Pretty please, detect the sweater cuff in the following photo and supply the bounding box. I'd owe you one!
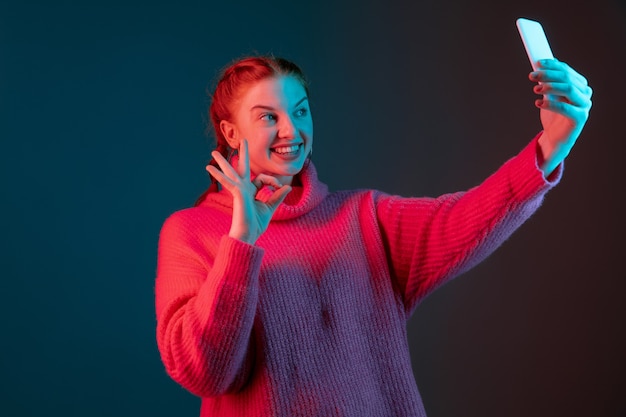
[195,236,265,315]
[214,235,265,273]
[506,132,563,202]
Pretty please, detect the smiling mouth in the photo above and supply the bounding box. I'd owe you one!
[271,144,302,155]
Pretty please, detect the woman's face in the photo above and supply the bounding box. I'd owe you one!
[222,75,313,185]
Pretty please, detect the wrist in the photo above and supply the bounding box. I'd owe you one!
[229,228,257,245]
[537,131,557,175]
[537,132,554,164]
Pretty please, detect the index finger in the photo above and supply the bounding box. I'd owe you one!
[237,138,251,180]
[537,59,589,87]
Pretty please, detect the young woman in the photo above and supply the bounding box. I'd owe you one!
[155,56,592,416]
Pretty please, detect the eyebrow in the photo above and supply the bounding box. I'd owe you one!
[250,96,308,112]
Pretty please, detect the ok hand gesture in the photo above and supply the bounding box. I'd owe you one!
[206,139,292,245]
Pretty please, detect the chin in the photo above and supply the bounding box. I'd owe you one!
[273,159,306,174]
[279,166,304,178]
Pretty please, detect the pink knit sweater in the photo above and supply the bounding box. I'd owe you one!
[155,134,560,416]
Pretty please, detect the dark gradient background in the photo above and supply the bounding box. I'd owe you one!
[1,0,625,416]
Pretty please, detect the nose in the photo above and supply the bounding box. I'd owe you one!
[278,115,296,138]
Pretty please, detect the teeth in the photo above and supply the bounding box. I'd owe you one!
[273,144,300,154]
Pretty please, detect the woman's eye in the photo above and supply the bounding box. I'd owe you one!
[260,113,276,121]
[295,108,308,117]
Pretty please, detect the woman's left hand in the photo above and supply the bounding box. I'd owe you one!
[530,59,593,175]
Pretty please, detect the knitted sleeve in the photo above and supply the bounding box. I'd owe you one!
[376,133,562,315]
[155,213,264,397]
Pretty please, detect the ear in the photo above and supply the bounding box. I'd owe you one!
[219,120,239,149]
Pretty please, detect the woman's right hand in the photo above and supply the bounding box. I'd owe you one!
[206,139,292,245]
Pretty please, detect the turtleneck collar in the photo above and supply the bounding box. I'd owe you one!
[199,161,329,221]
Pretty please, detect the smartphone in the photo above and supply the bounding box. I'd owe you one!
[516,18,554,71]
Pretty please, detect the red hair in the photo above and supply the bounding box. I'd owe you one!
[195,56,310,206]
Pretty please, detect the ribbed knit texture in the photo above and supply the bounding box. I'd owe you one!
[155,133,561,416]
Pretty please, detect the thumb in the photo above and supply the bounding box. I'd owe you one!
[267,185,292,210]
